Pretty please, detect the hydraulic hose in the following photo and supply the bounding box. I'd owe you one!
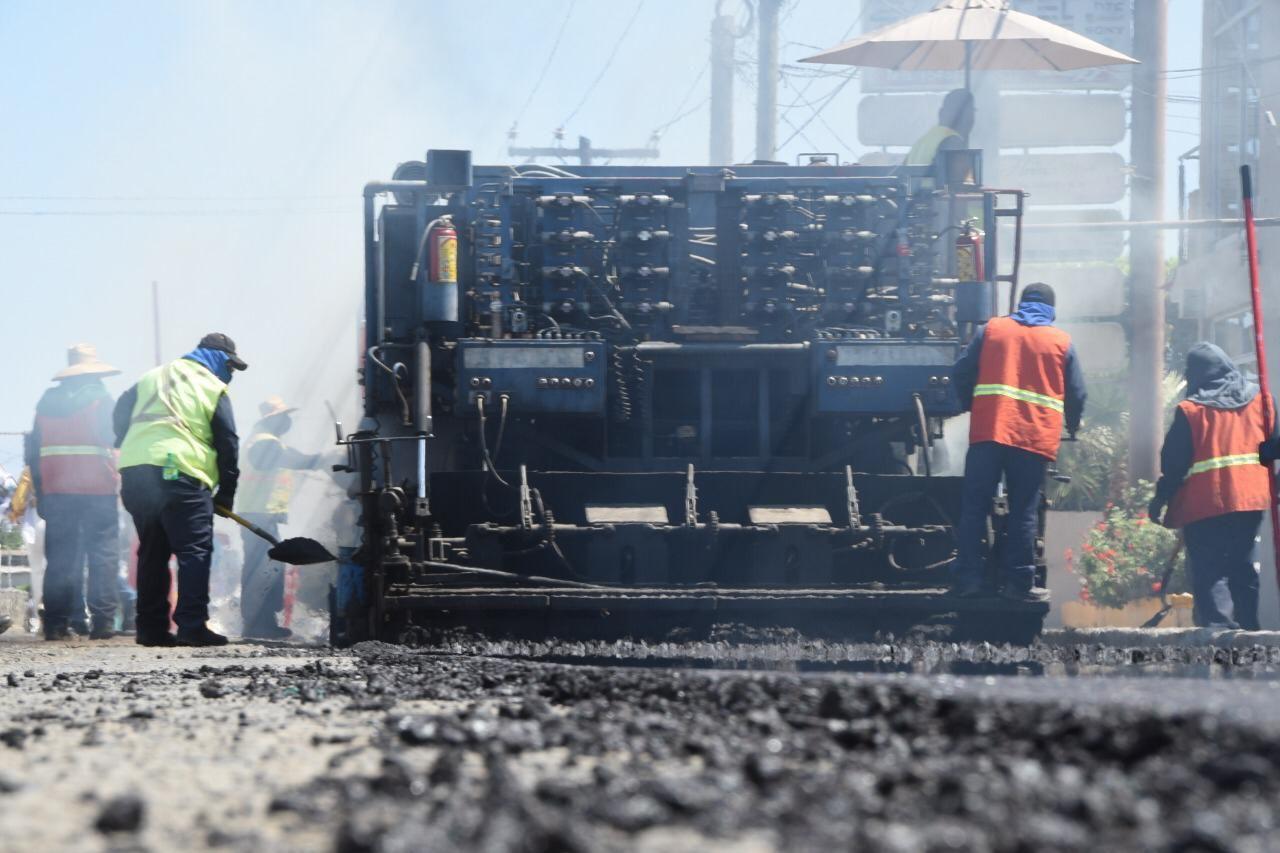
[912,392,932,478]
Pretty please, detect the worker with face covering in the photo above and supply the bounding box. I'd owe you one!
[905,88,975,168]
[114,333,246,647]
[237,396,321,640]
[950,282,1087,601]
[1151,343,1275,630]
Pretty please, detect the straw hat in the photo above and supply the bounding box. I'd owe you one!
[52,343,121,381]
[257,395,298,420]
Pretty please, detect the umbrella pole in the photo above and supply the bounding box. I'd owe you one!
[964,42,972,91]
[1241,165,1280,601]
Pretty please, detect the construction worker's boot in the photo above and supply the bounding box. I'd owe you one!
[175,625,229,647]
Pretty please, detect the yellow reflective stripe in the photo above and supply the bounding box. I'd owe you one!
[973,383,1065,413]
[1187,453,1261,476]
[39,445,112,458]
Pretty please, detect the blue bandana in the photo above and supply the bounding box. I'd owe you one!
[1010,300,1056,327]
[183,347,234,383]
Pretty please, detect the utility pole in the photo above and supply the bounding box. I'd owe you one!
[1128,0,1167,484]
[709,6,737,165]
[151,280,161,367]
[508,135,659,166]
[755,0,781,161]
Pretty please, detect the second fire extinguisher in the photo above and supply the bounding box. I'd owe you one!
[955,220,985,282]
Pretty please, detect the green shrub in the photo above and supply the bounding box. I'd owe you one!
[1067,482,1186,609]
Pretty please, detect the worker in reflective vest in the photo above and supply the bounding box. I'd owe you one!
[238,396,321,640]
[905,89,974,168]
[951,283,1087,601]
[1150,343,1274,630]
[114,333,247,647]
[25,344,122,640]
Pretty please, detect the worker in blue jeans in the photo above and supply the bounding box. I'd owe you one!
[950,284,1087,600]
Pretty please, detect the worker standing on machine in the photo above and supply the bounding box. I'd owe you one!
[905,89,974,168]
[26,344,122,640]
[1150,343,1275,630]
[951,283,1087,601]
[114,333,246,647]
[238,396,321,640]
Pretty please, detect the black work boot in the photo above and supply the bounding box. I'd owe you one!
[175,626,229,647]
[999,583,1050,604]
[136,626,177,647]
[90,622,117,641]
[44,624,72,641]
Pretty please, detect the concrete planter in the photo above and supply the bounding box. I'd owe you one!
[1061,594,1195,629]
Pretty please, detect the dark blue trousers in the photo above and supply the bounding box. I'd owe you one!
[120,465,214,635]
[240,514,286,633]
[1184,510,1262,630]
[953,441,1047,590]
[41,493,119,633]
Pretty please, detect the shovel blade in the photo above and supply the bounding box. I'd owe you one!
[1140,605,1173,629]
[268,537,337,566]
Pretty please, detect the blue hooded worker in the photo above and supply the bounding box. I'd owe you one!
[114,333,246,647]
[1151,343,1276,630]
[951,283,1087,601]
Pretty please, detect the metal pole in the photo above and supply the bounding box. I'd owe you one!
[151,280,161,366]
[709,9,736,165]
[755,0,780,161]
[1127,0,1167,484]
[1241,166,1280,601]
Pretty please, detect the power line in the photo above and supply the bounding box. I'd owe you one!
[654,96,711,137]
[653,59,711,137]
[560,0,646,129]
[511,0,578,132]
[776,70,858,153]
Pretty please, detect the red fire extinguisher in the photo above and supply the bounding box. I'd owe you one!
[428,218,458,284]
[955,220,985,281]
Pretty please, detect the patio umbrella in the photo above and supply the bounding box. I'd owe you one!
[799,0,1138,89]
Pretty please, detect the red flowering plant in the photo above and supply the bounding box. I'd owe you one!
[1066,482,1187,609]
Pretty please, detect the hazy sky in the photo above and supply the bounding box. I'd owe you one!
[0,0,1202,475]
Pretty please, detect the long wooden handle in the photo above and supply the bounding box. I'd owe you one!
[1241,165,1280,605]
[214,505,281,547]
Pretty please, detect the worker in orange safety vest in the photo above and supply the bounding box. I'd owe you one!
[1151,343,1275,630]
[951,283,1087,602]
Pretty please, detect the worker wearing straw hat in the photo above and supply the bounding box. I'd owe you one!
[25,344,122,640]
[238,395,321,639]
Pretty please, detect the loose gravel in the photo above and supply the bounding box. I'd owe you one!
[1,633,1279,852]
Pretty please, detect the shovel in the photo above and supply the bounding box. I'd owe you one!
[216,506,337,565]
[1141,533,1185,629]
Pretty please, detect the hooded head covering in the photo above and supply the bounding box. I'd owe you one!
[1184,342,1259,409]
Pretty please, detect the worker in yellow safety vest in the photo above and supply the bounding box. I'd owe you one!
[114,333,247,647]
[905,89,975,168]
[238,396,321,639]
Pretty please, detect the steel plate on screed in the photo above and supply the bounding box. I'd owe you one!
[463,345,585,369]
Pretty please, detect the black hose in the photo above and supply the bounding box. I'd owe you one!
[912,392,932,478]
